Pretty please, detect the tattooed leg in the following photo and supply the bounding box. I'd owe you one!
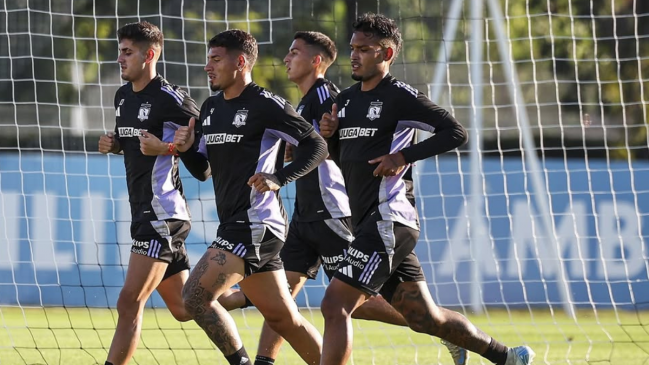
[391,281,492,354]
[182,248,246,355]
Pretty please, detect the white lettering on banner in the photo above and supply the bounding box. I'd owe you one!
[438,204,497,277]
[508,200,588,278]
[0,190,645,278]
[80,193,107,265]
[0,192,108,270]
[554,202,588,278]
[0,193,20,270]
[31,194,74,270]
[438,200,644,280]
[117,194,132,264]
[597,201,645,278]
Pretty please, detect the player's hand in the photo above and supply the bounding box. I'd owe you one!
[174,117,196,152]
[319,103,339,138]
[247,172,281,193]
[138,130,167,156]
[98,132,119,154]
[369,152,407,177]
[284,143,294,162]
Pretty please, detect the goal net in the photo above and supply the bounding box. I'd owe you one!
[1,0,648,364]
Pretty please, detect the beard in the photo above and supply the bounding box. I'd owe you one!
[351,73,363,81]
[209,79,224,92]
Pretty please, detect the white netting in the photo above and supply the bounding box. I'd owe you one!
[1,0,648,364]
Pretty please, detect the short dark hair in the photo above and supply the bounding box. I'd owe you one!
[208,29,258,68]
[117,21,163,50]
[352,13,402,62]
[294,31,337,66]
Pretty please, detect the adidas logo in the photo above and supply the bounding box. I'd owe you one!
[339,265,353,278]
[240,357,249,364]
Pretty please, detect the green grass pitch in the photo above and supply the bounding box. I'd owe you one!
[1,307,647,364]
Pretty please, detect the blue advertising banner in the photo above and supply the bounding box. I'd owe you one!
[1,153,647,309]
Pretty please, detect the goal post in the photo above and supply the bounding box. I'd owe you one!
[1,0,649,364]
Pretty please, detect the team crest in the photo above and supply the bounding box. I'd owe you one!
[296,105,305,115]
[366,101,383,121]
[232,110,248,128]
[138,103,151,121]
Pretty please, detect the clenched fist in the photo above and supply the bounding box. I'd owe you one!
[98,132,120,154]
[247,172,281,193]
[139,130,170,156]
[174,117,196,153]
[319,103,339,138]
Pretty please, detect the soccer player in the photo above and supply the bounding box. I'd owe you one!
[97,21,204,365]
[173,30,327,365]
[240,30,469,365]
[317,13,536,365]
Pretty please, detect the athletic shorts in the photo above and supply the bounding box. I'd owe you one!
[332,213,425,303]
[130,219,191,281]
[209,223,284,277]
[281,217,354,280]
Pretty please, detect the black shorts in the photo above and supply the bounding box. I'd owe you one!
[209,223,284,277]
[130,219,191,281]
[332,214,425,303]
[281,218,354,280]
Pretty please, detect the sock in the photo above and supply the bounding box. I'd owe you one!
[225,347,252,365]
[254,355,275,365]
[481,337,509,365]
[105,362,114,365]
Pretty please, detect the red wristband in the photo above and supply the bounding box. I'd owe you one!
[167,143,177,156]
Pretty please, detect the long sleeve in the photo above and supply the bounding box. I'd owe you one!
[274,130,327,186]
[396,91,468,163]
[178,136,211,181]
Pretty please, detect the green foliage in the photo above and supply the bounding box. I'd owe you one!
[3,0,647,157]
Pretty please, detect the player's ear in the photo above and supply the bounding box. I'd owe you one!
[237,54,246,71]
[145,48,156,63]
[384,47,394,63]
[312,54,322,67]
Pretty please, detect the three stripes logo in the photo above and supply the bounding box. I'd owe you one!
[147,239,162,258]
[359,252,382,284]
[338,265,353,278]
[260,90,286,108]
[316,85,330,104]
[232,243,247,258]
